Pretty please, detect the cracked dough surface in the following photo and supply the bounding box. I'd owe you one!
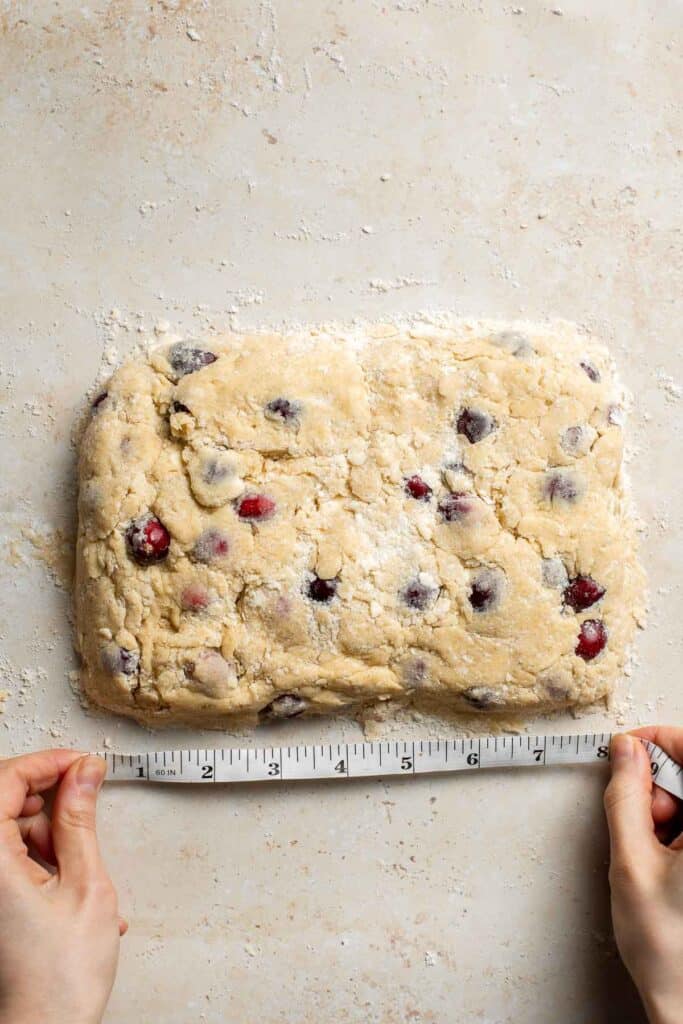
[75,320,645,727]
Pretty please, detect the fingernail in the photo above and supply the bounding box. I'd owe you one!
[611,734,635,762]
[76,756,106,792]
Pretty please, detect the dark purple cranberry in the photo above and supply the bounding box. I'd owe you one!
[405,475,432,501]
[264,397,301,423]
[203,459,229,484]
[492,331,534,359]
[237,494,277,521]
[125,514,171,565]
[544,471,580,505]
[462,687,502,710]
[456,408,496,444]
[576,619,607,661]
[563,575,605,612]
[261,694,308,719]
[542,557,569,590]
[545,680,570,701]
[192,528,230,563]
[92,391,108,411]
[171,400,192,414]
[580,360,601,383]
[119,649,139,674]
[438,491,476,523]
[308,576,338,603]
[469,569,503,613]
[168,342,217,377]
[560,425,585,455]
[403,658,427,687]
[400,578,437,611]
[101,645,140,676]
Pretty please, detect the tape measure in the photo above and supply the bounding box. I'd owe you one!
[99,732,683,798]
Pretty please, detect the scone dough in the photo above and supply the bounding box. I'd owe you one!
[75,320,645,726]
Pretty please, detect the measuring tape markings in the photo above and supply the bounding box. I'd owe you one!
[99,733,683,800]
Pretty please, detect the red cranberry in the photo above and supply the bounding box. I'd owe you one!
[456,408,496,444]
[181,583,211,612]
[563,575,605,612]
[401,578,437,611]
[192,529,230,563]
[169,343,217,377]
[92,391,108,411]
[264,397,301,423]
[438,491,476,523]
[405,475,433,501]
[580,360,601,383]
[544,471,580,504]
[308,576,338,603]
[237,494,276,521]
[261,694,307,719]
[126,514,171,565]
[469,569,502,613]
[576,619,607,661]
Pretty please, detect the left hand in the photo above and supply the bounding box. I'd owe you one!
[0,749,125,1024]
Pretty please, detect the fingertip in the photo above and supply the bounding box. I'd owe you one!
[20,794,45,817]
[652,787,679,826]
[72,755,107,794]
[119,917,129,937]
[610,733,635,766]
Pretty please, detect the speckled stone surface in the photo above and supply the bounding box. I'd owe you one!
[1,3,681,1021]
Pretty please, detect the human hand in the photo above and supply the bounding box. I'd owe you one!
[604,728,683,1024]
[0,749,124,1024]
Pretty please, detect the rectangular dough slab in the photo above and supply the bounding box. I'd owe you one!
[75,320,644,726]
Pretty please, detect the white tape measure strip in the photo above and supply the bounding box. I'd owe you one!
[99,733,683,799]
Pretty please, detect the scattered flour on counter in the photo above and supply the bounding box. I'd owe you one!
[655,369,682,402]
[21,526,75,591]
[369,276,436,292]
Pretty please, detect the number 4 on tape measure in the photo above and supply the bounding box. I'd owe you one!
[98,732,683,800]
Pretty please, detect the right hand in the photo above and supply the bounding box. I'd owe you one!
[604,728,683,1024]
[0,750,124,1024]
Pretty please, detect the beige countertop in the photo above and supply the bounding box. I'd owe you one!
[1,2,681,1021]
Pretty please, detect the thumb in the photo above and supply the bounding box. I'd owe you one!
[52,755,107,889]
[604,734,659,870]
